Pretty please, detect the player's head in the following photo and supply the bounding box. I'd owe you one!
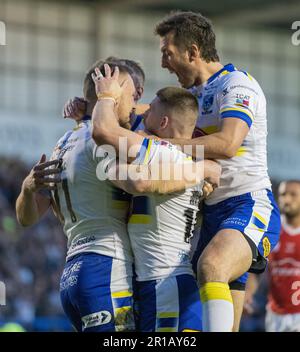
[143,86,198,139]
[83,59,136,126]
[278,180,300,218]
[155,11,219,88]
[106,56,145,102]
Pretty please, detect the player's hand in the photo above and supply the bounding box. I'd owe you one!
[22,154,61,194]
[203,160,221,191]
[202,180,214,198]
[63,97,87,121]
[92,64,128,103]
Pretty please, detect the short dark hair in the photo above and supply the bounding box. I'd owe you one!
[155,11,219,63]
[106,56,145,88]
[156,86,198,117]
[83,59,130,103]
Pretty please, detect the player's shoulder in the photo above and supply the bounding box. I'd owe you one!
[54,129,74,148]
[218,69,264,99]
[219,69,256,87]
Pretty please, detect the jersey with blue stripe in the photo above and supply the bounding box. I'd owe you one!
[50,120,133,262]
[190,63,271,205]
[128,138,203,281]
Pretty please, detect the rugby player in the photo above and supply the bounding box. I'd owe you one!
[16,60,136,332]
[246,181,300,332]
[91,64,221,331]
[153,11,281,331]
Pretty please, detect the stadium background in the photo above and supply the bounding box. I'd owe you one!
[0,0,299,331]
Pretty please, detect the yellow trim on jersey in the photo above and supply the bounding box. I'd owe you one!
[200,283,233,303]
[200,125,219,135]
[157,327,177,332]
[144,139,153,165]
[128,214,152,224]
[253,211,267,226]
[157,312,179,319]
[235,146,247,157]
[220,70,230,77]
[112,291,133,299]
[245,72,254,81]
[220,107,253,121]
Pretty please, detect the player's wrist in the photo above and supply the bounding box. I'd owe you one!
[96,92,118,106]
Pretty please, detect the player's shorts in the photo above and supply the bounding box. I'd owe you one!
[60,252,135,332]
[192,189,281,288]
[265,308,300,332]
[136,274,202,332]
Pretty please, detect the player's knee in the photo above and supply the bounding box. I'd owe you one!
[197,254,229,285]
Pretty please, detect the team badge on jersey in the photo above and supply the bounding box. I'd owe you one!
[202,94,214,114]
[263,237,271,257]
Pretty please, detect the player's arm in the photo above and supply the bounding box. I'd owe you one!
[92,99,143,162]
[169,117,249,159]
[16,155,61,226]
[91,64,144,161]
[108,159,221,195]
[170,74,257,159]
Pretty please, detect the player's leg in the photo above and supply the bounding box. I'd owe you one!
[137,274,202,332]
[198,228,252,332]
[176,274,202,332]
[63,252,134,332]
[231,289,246,332]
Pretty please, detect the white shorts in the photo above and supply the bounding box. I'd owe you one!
[265,308,300,332]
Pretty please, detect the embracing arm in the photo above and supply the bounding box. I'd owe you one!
[169,118,250,159]
[92,99,144,161]
[108,159,221,195]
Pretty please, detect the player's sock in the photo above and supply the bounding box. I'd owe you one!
[200,282,234,332]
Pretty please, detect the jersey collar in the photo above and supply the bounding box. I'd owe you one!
[206,63,236,84]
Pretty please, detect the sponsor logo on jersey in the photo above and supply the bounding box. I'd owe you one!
[60,261,83,291]
[70,235,96,250]
[82,311,112,329]
[222,88,229,96]
[235,93,250,107]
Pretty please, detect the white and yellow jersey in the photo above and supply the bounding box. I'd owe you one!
[128,138,203,281]
[191,63,271,205]
[50,119,133,262]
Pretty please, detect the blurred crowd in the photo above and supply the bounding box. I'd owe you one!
[0,156,269,331]
[0,157,71,331]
